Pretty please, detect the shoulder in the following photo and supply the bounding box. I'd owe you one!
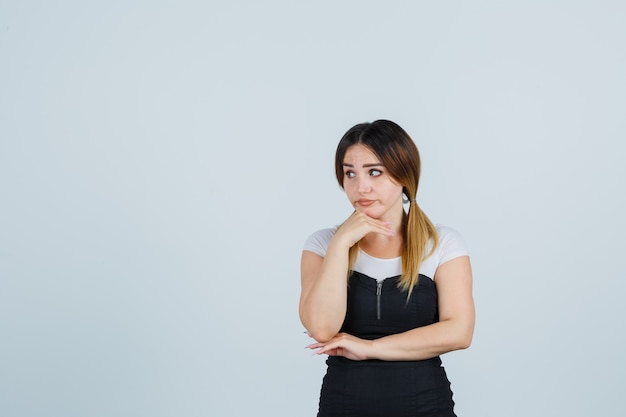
[435,224,465,244]
[302,227,338,257]
[434,224,470,264]
[419,224,469,280]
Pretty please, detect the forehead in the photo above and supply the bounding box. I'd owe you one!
[343,144,380,164]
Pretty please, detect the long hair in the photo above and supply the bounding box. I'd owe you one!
[335,120,438,297]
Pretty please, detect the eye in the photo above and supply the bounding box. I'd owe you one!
[369,169,382,177]
[344,170,355,178]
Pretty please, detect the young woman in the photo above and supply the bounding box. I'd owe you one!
[299,120,475,417]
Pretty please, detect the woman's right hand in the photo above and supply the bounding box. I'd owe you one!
[332,210,395,248]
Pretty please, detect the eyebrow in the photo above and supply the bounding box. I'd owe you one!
[342,163,383,168]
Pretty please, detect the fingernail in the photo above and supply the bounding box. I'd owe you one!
[389,230,396,236]
[384,221,392,225]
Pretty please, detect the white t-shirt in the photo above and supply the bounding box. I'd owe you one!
[302,224,469,282]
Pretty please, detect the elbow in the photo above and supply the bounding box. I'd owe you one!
[301,315,340,342]
[447,336,471,352]
[305,327,339,343]
[309,333,334,344]
[443,320,473,351]
[454,328,474,351]
[300,309,342,343]
[454,312,475,351]
[456,336,472,350]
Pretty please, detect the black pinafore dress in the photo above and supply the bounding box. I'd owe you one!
[317,271,456,417]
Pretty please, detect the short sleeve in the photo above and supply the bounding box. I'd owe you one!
[435,225,470,265]
[302,228,336,257]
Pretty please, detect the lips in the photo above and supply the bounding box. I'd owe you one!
[356,199,375,207]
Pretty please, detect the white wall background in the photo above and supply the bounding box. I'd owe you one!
[1,1,625,416]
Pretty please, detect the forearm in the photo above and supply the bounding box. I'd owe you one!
[369,256,475,361]
[369,319,474,361]
[299,241,351,342]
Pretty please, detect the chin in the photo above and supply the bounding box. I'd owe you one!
[360,208,384,218]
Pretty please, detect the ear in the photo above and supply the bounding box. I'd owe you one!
[402,187,410,204]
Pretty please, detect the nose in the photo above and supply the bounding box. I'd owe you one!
[357,176,371,193]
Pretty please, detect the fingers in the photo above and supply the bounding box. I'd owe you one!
[305,342,323,350]
[305,343,336,356]
[337,212,395,246]
[305,333,348,356]
[304,333,371,361]
[310,342,334,356]
[353,211,394,234]
[313,341,358,360]
[304,336,338,355]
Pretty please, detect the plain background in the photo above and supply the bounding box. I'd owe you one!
[1,1,625,416]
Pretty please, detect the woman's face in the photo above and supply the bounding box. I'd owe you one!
[341,144,404,220]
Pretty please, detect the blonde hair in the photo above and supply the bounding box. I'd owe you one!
[335,120,438,298]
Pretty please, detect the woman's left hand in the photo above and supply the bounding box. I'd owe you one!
[306,332,374,361]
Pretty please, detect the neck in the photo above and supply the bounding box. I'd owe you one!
[360,211,405,258]
[360,233,403,259]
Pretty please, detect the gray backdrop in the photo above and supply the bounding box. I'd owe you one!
[1,1,625,416]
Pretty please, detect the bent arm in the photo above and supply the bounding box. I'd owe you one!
[298,236,352,342]
[369,256,475,360]
[299,213,395,343]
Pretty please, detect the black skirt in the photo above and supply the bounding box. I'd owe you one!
[317,272,457,417]
[318,356,456,417]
